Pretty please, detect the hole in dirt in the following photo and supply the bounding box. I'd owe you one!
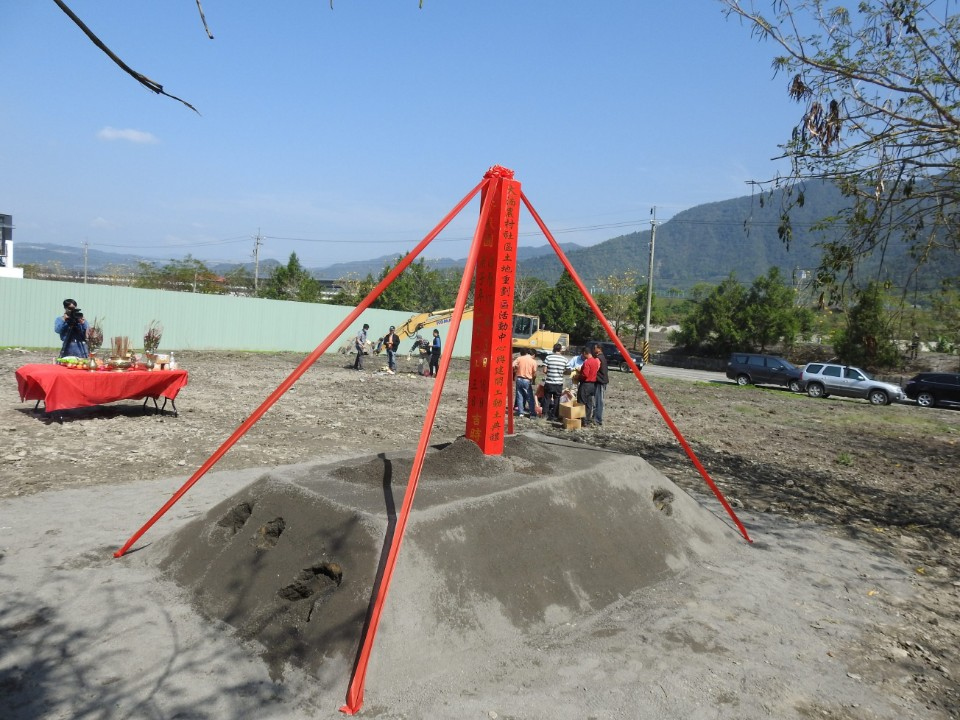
[277,562,343,604]
[255,517,286,548]
[653,488,675,515]
[216,501,253,533]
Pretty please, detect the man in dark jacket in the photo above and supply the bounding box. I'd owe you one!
[382,325,401,374]
[577,346,600,426]
[591,342,609,426]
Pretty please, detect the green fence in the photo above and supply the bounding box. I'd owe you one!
[0,278,475,356]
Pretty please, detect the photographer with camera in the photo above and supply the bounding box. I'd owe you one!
[54,298,89,358]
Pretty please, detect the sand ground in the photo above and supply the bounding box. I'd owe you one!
[2,348,958,718]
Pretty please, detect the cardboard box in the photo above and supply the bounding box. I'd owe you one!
[559,401,586,420]
[562,417,582,431]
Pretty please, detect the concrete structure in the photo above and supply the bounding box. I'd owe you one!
[0,214,24,279]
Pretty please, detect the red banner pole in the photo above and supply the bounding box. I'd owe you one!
[465,167,520,453]
[521,192,752,544]
[339,178,497,715]
[113,178,489,559]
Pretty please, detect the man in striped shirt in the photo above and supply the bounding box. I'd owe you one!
[541,343,567,421]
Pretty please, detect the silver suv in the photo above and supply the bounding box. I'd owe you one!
[799,363,904,405]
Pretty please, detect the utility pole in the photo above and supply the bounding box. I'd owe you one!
[83,240,89,284]
[642,208,657,364]
[253,229,263,293]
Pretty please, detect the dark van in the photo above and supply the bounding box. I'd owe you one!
[726,353,802,392]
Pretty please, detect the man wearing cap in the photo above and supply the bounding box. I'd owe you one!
[382,325,401,374]
[354,323,370,371]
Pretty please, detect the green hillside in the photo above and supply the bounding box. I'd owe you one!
[521,181,959,291]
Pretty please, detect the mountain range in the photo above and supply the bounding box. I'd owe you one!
[13,181,957,291]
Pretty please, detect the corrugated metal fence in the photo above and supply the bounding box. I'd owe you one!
[1,278,475,356]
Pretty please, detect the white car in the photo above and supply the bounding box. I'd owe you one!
[799,362,905,406]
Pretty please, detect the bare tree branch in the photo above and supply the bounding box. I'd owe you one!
[195,0,214,39]
[52,0,200,113]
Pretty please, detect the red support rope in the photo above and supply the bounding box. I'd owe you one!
[521,192,752,544]
[113,178,490,559]
[340,179,499,715]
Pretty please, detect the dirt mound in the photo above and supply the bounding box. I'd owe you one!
[148,434,738,687]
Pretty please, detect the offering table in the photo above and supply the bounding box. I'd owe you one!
[15,364,188,415]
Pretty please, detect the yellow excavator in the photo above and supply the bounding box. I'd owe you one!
[377,307,569,358]
[511,313,569,357]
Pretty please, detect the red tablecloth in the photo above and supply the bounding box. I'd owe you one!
[16,364,189,412]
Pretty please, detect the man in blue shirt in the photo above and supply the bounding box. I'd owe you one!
[55,298,89,358]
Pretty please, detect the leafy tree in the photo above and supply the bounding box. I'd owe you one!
[258,252,320,302]
[832,281,901,367]
[930,282,960,355]
[371,258,458,312]
[535,270,592,345]
[673,276,749,355]
[742,267,813,351]
[134,255,224,293]
[673,269,810,355]
[721,0,960,295]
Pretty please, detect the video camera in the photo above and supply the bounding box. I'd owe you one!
[64,307,84,326]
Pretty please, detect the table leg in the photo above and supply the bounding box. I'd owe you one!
[159,397,179,417]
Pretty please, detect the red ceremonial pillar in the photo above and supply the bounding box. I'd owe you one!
[466,166,520,455]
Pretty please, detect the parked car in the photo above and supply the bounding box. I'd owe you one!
[904,372,960,408]
[799,362,905,405]
[588,341,645,372]
[726,353,802,392]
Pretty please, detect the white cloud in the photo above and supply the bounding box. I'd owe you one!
[90,217,114,229]
[97,127,159,144]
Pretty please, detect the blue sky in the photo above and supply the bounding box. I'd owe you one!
[1,1,798,270]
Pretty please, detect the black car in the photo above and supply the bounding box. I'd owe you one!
[726,353,802,392]
[588,341,645,372]
[904,372,960,408]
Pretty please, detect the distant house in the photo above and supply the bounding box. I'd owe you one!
[0,213,24,279]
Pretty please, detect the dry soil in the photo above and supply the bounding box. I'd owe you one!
[2,348,959,718]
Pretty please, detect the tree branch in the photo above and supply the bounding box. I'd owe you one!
[52,0,200,113]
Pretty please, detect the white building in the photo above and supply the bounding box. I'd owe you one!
[0,214,24,279]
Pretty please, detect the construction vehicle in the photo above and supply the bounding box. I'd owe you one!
[511,313,569,357]
[378,306,568,358]
[400,307,473,348]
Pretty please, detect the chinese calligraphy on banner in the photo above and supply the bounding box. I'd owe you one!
[466,168,519,455]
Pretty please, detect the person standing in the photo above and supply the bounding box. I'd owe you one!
[512,348,539,418]
[429,329,442,377]
[383,325,401,374]
[566,347,587,373]
[541,343,567,421]
[55,298,89,358]
[354,323,369,370]
[577,345,600,426]
[591,342,609,426]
